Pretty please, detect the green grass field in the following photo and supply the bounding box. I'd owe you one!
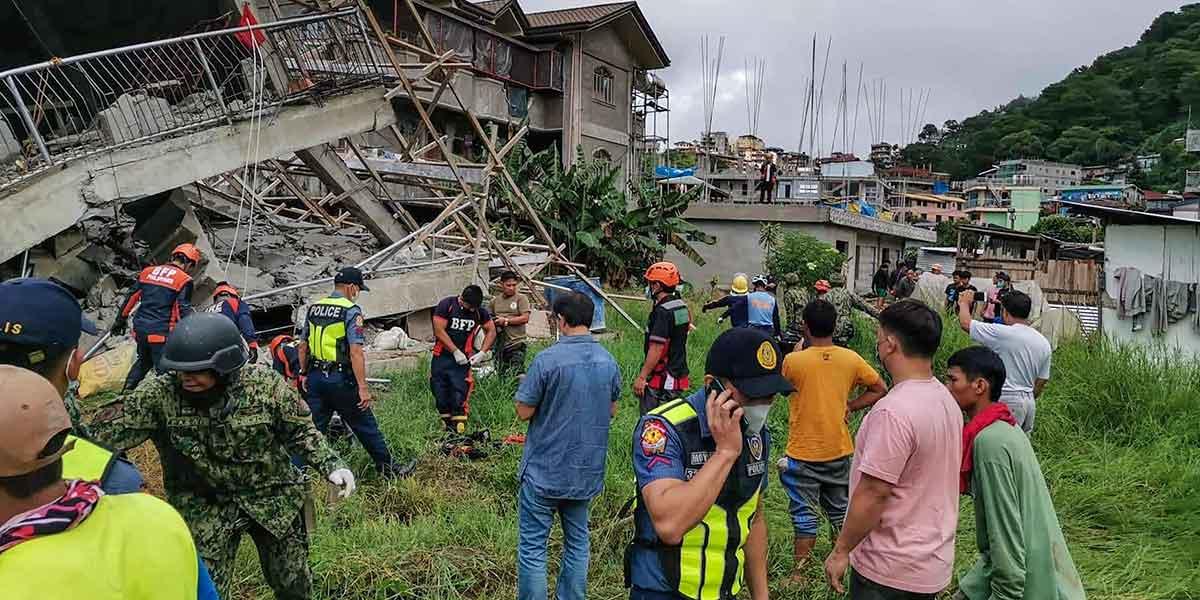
[225,301,1200,599]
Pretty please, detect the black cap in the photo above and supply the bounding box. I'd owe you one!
[334,267,370,291]
[0,278,99,349]
[704,328,793,399]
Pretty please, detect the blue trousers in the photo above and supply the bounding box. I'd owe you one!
[517,481,591,600]
[123,335,166,390]
[305,370,392,469]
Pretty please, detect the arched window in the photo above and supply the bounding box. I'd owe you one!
[593,67,614,105]
[593,148,612,163]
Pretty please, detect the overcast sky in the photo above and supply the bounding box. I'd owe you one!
[520,0,1187,157]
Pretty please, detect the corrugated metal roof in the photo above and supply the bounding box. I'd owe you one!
[525,2,634,29]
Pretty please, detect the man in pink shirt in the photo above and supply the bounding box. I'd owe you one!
[824,300,963,599]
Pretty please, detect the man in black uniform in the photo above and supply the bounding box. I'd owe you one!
[430,285,497,434]
[633,262,691,415]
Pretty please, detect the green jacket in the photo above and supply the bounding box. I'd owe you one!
[959,422,1086,600]
[90,365,344,539]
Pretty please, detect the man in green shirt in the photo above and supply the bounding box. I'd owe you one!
[944,346,1086,600]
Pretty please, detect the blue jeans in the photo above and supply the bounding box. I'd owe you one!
[517,482,591,600]
[123,335,166,391]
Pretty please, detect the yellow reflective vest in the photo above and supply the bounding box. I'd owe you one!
[61,435,115,483]
[306,296,355,365]
[627,397,767,599]
[0,492,200,599]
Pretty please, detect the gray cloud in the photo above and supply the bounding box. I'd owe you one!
[520,0,1186,157]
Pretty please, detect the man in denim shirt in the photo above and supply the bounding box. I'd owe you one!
[514,292,622,600]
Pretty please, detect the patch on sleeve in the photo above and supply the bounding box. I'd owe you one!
[92,403,124,423]
[640,419,671,468]
[353,314,365,336]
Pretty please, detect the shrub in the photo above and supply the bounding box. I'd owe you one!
[764,232,847,287]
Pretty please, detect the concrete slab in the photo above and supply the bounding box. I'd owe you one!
[0,120,18,163]
[366,351,423,376]
[308,263,474,320]
[527,309,556,339]
[296,143,409,245]
[405,307,435,342]
[0,87,397,263]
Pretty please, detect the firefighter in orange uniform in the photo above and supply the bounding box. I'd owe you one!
[111,243,200,390]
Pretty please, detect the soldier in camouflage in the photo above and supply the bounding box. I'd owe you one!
[819,272,880,347]
[781,272,812,334]
[91,313,355,600]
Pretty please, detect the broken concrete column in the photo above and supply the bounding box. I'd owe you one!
[1,120,19,164]
[295,143,409,245]
[97,93,177,144]
[405,308,435,342]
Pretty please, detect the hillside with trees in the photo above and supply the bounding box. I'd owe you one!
[901,4,1200,191]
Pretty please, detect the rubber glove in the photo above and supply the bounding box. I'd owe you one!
[453,349,469,365]
[327,468,356,498]
[469,350,492,366]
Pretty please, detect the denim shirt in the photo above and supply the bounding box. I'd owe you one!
[516,334,622,499]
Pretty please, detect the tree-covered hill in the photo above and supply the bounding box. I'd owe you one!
[903,4,1200,191]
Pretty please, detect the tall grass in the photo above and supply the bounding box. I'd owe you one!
[224,304,1199,599]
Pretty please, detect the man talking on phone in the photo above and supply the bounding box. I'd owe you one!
[625,328,794,600]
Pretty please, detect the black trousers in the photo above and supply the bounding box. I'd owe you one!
[124,334,166,390]
[850,570,938,600]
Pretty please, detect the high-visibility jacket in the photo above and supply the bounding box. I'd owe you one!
[0,492,201,600]
[119,264,194,341]
[627,397,766,599]
[61,434,116,483]
[305,296,355,365]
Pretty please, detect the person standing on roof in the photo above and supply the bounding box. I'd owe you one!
[625,327,794,600]
[758,153,779,203]
[0,366,219,600]
[112,243,201,391]
[298,267,402,476]
[701,272,750,328]
[0,278,144,495]
[430,284,498,434]
[633,262,692,414]
[208,282,258,364]
[90,312,354,600]
[746,274,781,337]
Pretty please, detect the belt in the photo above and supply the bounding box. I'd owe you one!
[309,359,350,373]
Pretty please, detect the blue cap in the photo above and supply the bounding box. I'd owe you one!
[0,278,99,349]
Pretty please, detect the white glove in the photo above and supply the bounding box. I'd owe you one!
[327,468,356,499]
[453,349,469,365]
[469,350,492,366]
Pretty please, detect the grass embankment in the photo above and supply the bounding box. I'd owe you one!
[180,302,1197,599]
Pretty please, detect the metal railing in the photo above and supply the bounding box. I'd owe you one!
[0,7,383,189]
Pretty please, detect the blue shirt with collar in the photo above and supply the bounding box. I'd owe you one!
[298,290,365,346]
[516,333,622,500]
[629,388,770,594]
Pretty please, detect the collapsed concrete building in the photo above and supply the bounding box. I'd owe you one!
[0,0,669,361]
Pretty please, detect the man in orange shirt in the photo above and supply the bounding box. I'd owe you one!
[779,299,887,585]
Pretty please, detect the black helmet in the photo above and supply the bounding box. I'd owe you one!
[160,313,248,375]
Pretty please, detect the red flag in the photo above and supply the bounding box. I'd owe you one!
[235,3,266,49]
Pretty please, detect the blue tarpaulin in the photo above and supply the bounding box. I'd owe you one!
[543,275,607,332]
[933,181,950,195]
[655,166,696,179]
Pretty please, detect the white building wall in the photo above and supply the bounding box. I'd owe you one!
[1101,224,1200,354]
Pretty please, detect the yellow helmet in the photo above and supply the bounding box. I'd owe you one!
[731,272,750,295]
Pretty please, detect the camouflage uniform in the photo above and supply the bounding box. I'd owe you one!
[783,286,812,333]
[63,388,91,438]
[823,288,880,346]
[90,364,344,600]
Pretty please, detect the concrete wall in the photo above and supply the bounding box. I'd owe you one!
[1101,224,1200,354]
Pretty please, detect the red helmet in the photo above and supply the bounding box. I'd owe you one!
[814,279,832,293]
[644,262,681,288]
[171,243,202,265]
[212,281,240,299]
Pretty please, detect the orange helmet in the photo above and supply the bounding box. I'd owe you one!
[171,243,202,265]
[212,281,240,299]
[644,262,681,288]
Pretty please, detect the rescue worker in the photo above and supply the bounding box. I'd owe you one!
[90,312,356,600]
[0,278,144,494]
[269,334,303,390]
[208,281,258,364]
[746,274,781,337]
[489,271,531,377]
[112,242,200,390]
[0,366,219,600]
[298,267,401,475]
[626,327,794,600]
[633,262,692,414]
[701,272,749,327]
[431,284,497,433]
[820,273,880,347]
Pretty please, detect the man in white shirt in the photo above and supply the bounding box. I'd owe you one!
[957,289,1052,433]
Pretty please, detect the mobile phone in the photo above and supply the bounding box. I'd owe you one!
[706,378,727,399]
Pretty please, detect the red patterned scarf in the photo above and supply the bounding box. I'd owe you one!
[960,403,1016,494]
[0,480,104,554]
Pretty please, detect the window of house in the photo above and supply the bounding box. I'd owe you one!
[836,240,849,255]
[741,181,748,196]
[593,67,614,105]
[784,183,792,198]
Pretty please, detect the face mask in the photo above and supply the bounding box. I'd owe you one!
[644,285,654,299]
[742,405,771,433]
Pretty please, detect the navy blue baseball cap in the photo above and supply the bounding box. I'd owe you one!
[704,327,793,399]
[0,278,99,349]
[334,266,370,291]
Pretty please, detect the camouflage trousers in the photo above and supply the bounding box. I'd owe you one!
[190,505,311,600]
